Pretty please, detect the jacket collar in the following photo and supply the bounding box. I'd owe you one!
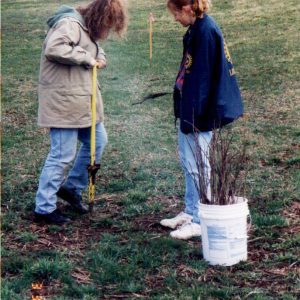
[47,5,88,31]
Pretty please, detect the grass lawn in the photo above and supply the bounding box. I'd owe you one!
[1,0,300,299]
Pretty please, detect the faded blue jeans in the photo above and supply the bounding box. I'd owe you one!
[178,129,212,224]
[35,123,108,214]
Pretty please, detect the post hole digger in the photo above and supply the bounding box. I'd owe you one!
[88,65,100,214]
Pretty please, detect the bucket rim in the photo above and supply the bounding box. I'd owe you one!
[199,198,248,209]
[199,199,249,218]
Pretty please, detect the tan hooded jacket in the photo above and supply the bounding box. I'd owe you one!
[38,8,106,128]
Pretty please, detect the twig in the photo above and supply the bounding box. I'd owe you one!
[132,92,172,105]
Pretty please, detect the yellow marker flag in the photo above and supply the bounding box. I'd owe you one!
[149,13,155,64]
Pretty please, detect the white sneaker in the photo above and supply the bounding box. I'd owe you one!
[160,212,192,229]
[170,222,201,240]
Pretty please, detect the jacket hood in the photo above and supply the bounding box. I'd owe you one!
[47,5,85,29]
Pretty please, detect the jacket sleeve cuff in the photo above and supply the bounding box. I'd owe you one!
[90,57,97,66]
[97,47,106,62]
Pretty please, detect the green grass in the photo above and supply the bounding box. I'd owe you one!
[2,0,300,299]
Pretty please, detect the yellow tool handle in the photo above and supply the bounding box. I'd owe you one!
[89,65,97,208]
[90,65,97,165]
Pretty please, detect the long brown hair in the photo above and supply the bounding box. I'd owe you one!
[167,0,211,17]
[77,0,128,41]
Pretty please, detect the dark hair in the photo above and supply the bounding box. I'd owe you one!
[167,0,210,17]
[77,0,128,41]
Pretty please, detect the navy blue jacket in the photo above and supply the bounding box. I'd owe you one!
[174,15,243,133]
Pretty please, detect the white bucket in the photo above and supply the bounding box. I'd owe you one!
[199,198,249,266]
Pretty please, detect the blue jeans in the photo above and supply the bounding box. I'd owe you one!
[178,129,212,224]
[35,123,108,214]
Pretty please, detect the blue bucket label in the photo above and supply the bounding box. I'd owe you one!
[207,225,228,258]
[207,223,247,259]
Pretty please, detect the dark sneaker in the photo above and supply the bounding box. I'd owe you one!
[34,209,70,225]
[57,186,89,214]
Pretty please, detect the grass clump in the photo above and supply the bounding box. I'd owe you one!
[24,257,71,284]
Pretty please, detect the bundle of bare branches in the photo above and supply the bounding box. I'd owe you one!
[186,128,248,205]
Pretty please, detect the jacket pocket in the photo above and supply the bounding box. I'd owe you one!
[61,94,91,124]
[45,90,91,126]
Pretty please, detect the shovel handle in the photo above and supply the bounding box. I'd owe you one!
[88,65,98,212]
[90,65,97,165]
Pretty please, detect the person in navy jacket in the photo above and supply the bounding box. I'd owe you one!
[160,0,243,239]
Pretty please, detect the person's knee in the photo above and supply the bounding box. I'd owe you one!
[49,129,78,163]
[97,135,108,150]
[98,129,108,147]
[103,134,108,147]
[95,134,108,157]
[48,146,77,164]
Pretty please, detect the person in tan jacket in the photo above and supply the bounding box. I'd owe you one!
[35,0,127,224]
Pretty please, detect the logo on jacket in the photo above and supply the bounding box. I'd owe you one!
[224,40,236,76]
[185,54,193,72]
[224,41,232,63]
